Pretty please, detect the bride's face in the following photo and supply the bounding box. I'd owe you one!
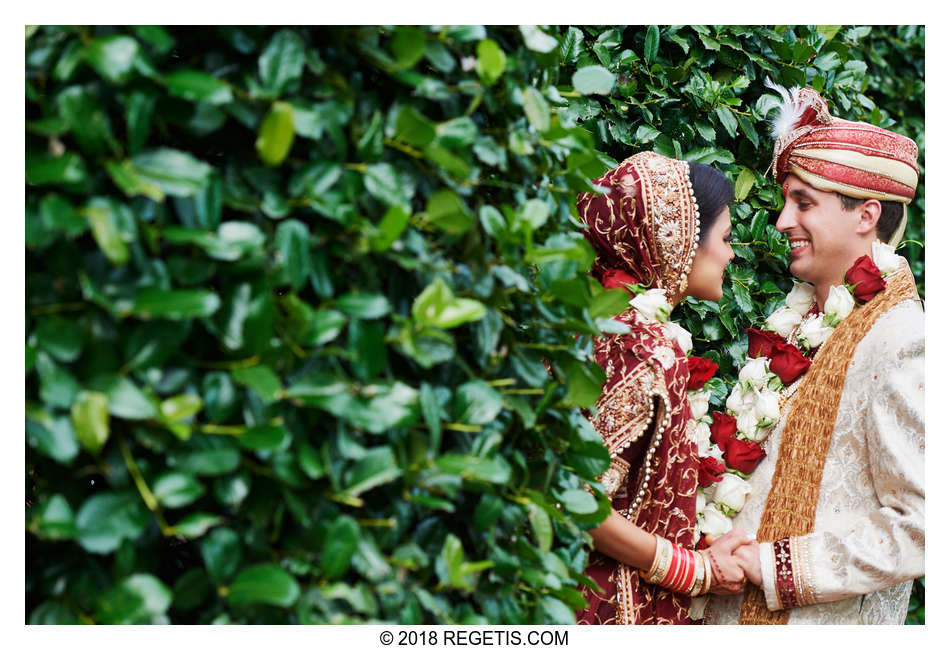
[684,207,734,302]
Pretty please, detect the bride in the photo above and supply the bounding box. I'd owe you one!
[576,152,755,624]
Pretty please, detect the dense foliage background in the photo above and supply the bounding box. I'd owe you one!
[26,25,924,624]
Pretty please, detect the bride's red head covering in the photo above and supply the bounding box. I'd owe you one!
[576,151,701,305]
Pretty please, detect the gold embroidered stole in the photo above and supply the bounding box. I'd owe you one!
[738,264,919,624]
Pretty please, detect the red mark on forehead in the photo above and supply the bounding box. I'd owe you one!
[782,180,791,197]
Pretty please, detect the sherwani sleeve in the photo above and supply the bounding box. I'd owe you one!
[760,309,925,611]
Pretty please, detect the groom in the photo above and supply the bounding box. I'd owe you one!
[703,86,924,624]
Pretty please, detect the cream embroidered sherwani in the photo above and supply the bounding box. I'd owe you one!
[705,290,924,625]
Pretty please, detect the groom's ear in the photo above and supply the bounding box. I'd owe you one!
[855,199,882,236]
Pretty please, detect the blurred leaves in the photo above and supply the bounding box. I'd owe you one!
[26,24,923,625]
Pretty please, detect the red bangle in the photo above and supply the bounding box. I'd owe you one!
[663,544,687,591]
[679,550,696,593]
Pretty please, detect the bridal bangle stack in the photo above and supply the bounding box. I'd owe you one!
[640,534,711,596]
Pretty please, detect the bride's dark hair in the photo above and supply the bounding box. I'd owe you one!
[688,162,734,243]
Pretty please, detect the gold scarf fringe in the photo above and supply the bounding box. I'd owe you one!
[738,264,919,624]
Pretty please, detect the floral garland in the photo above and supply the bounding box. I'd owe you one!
[694,240,904,541]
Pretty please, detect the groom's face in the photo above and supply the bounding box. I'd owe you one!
[775,176,863,288]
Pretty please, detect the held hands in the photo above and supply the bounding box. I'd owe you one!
[703,528,759,594]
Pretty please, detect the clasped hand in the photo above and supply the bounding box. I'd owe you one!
[703,527,762,595]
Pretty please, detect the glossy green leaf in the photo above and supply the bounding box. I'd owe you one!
[128,148,213,198]
[274,219,310,290]
[475,39,506,85]
[231,365,283,402]
[153,471,205,508]
[84,35,140,84]
[412,278,487,330]
[391,27,427,68]
[572,65,615,95]
[85,199,129,265]
[258,29,306,95]
[256,101,296,166]
[734,167,756,202]
[96,574,172,624]
[322,516,360,580]
[35,315,84,362]
[32,494,77,540]
[436,454,511,484]
[334,292,391,319]
[238,425,289,451]
[228,564,300,607]
[201,527,242,583]
[71,391,110,455]
[165,70,233,105]
[76,492,150,554]
[519,26,558,52]
[345,447,402,496]
[171,512,222,538]
[644,25,660,64]
[522,87,550,133]
[425,189,474,234]
[395,106,436,148]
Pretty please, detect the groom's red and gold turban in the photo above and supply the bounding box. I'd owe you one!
[767,82,919,244]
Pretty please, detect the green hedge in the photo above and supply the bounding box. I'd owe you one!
[26,25,924,624]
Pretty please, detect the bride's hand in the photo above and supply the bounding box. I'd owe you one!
[704,528,757,595]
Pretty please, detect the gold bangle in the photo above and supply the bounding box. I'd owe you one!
[642,536,673,585]
[642,533,661,578]
[701,550,713,595]
[689,550,705,596]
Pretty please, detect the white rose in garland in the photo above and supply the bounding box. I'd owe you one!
[823,285,855,326]
[785,280,817,315]
[726,384,757,415]
[872,240,902,276]
[797,314,835,350]
[699,504,733,537]
[738,356,771,390]
[736,409,759,439]
[754,389,780,424]
[630,288,672,323]
[688,390,710,420]
[764,306,803,338]
[695,420,713,455]
[663,320,693,354]
[696,489,707,513]
[713,473,753,513]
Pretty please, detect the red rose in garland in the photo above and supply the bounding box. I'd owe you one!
[709,412,738,451]
[687,356,719,390]
[769,341,812,384]
[698,456,726,487]
[601,268,637,293]
[723,437,767,474]
[845,255,886,303]
[746,327,786,359]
